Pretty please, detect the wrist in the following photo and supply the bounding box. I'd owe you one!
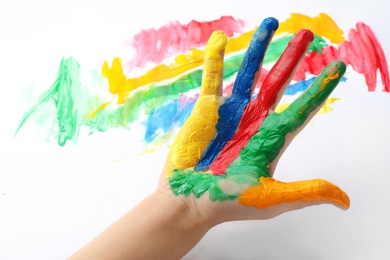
[154,184,215,232]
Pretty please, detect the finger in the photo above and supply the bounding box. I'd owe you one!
[279,60,346,134]
[232,17,279,98]
[201,30,228,96]
[208,30,315,175]
[265,60,346,174]
[267,29,314,111]
[253,29,314,114]
[238,177,350,209]
[195,18,279,172]
[165,31,228,175]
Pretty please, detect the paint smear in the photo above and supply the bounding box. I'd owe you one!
[295,23,390,92]
[277,13,345,44]
[126,16,244,69]
[16,57,86,146]
[275,97,341,114]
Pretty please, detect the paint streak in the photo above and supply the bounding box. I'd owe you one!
[277,13,345,44]
[275,97,341,115]
[85,101,111,119]
[16,57,85,146]
[210,29,315,174]
[238,177,350,209]
[165,31,227,175]
[295,23,390,92]
[195,18,279,172]
[126,16,244,69]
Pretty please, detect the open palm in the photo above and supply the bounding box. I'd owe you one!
[160,17,349,221]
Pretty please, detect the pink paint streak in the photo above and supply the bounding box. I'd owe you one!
[295,23,390,92]
[126,16,245,70]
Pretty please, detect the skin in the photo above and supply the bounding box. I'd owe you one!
[70,17,349,260]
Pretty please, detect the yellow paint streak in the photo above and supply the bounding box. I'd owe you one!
[102,30,253,104]
[85,101,111,119]
[318,97,340,114]
[102,58,132,104]
[238,177,350,209]
[224,30,254,54]
[165,31,227,176]
[275,97,341,115]
[276,13,344,44]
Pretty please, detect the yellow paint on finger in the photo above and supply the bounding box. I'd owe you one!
[165,31,227,175]
[276,13,344,44]
[238,177,350,209]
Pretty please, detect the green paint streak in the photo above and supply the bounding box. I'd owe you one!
[16,57,87,146]
[169,61,346,201]
[87,58,243,131]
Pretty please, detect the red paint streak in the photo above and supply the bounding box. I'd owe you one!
[210,30,314,174]
[295,23,390,92]
[125,16,245,70]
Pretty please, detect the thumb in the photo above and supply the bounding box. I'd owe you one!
[238,177,350,210]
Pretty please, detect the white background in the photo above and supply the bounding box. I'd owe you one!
[1,0,390,259]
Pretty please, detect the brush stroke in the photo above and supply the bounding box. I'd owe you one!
[16,57,84,146]
[295,23,390,92]
[126,16,244,69]
[276,13,344,44]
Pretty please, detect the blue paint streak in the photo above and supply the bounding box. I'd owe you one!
[144,97,196,143]
[285,76,347,96]
[285,77,316,95]
[195,17,279,172]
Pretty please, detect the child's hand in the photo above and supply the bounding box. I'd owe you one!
[159,17,349,224]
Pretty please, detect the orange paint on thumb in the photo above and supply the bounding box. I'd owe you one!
[238,177,350,209]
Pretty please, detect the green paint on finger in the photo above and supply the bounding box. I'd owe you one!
[229,60,347,176]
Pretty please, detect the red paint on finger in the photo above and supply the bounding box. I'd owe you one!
[210,30,314,174]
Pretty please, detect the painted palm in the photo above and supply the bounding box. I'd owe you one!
[165,18,350,209]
